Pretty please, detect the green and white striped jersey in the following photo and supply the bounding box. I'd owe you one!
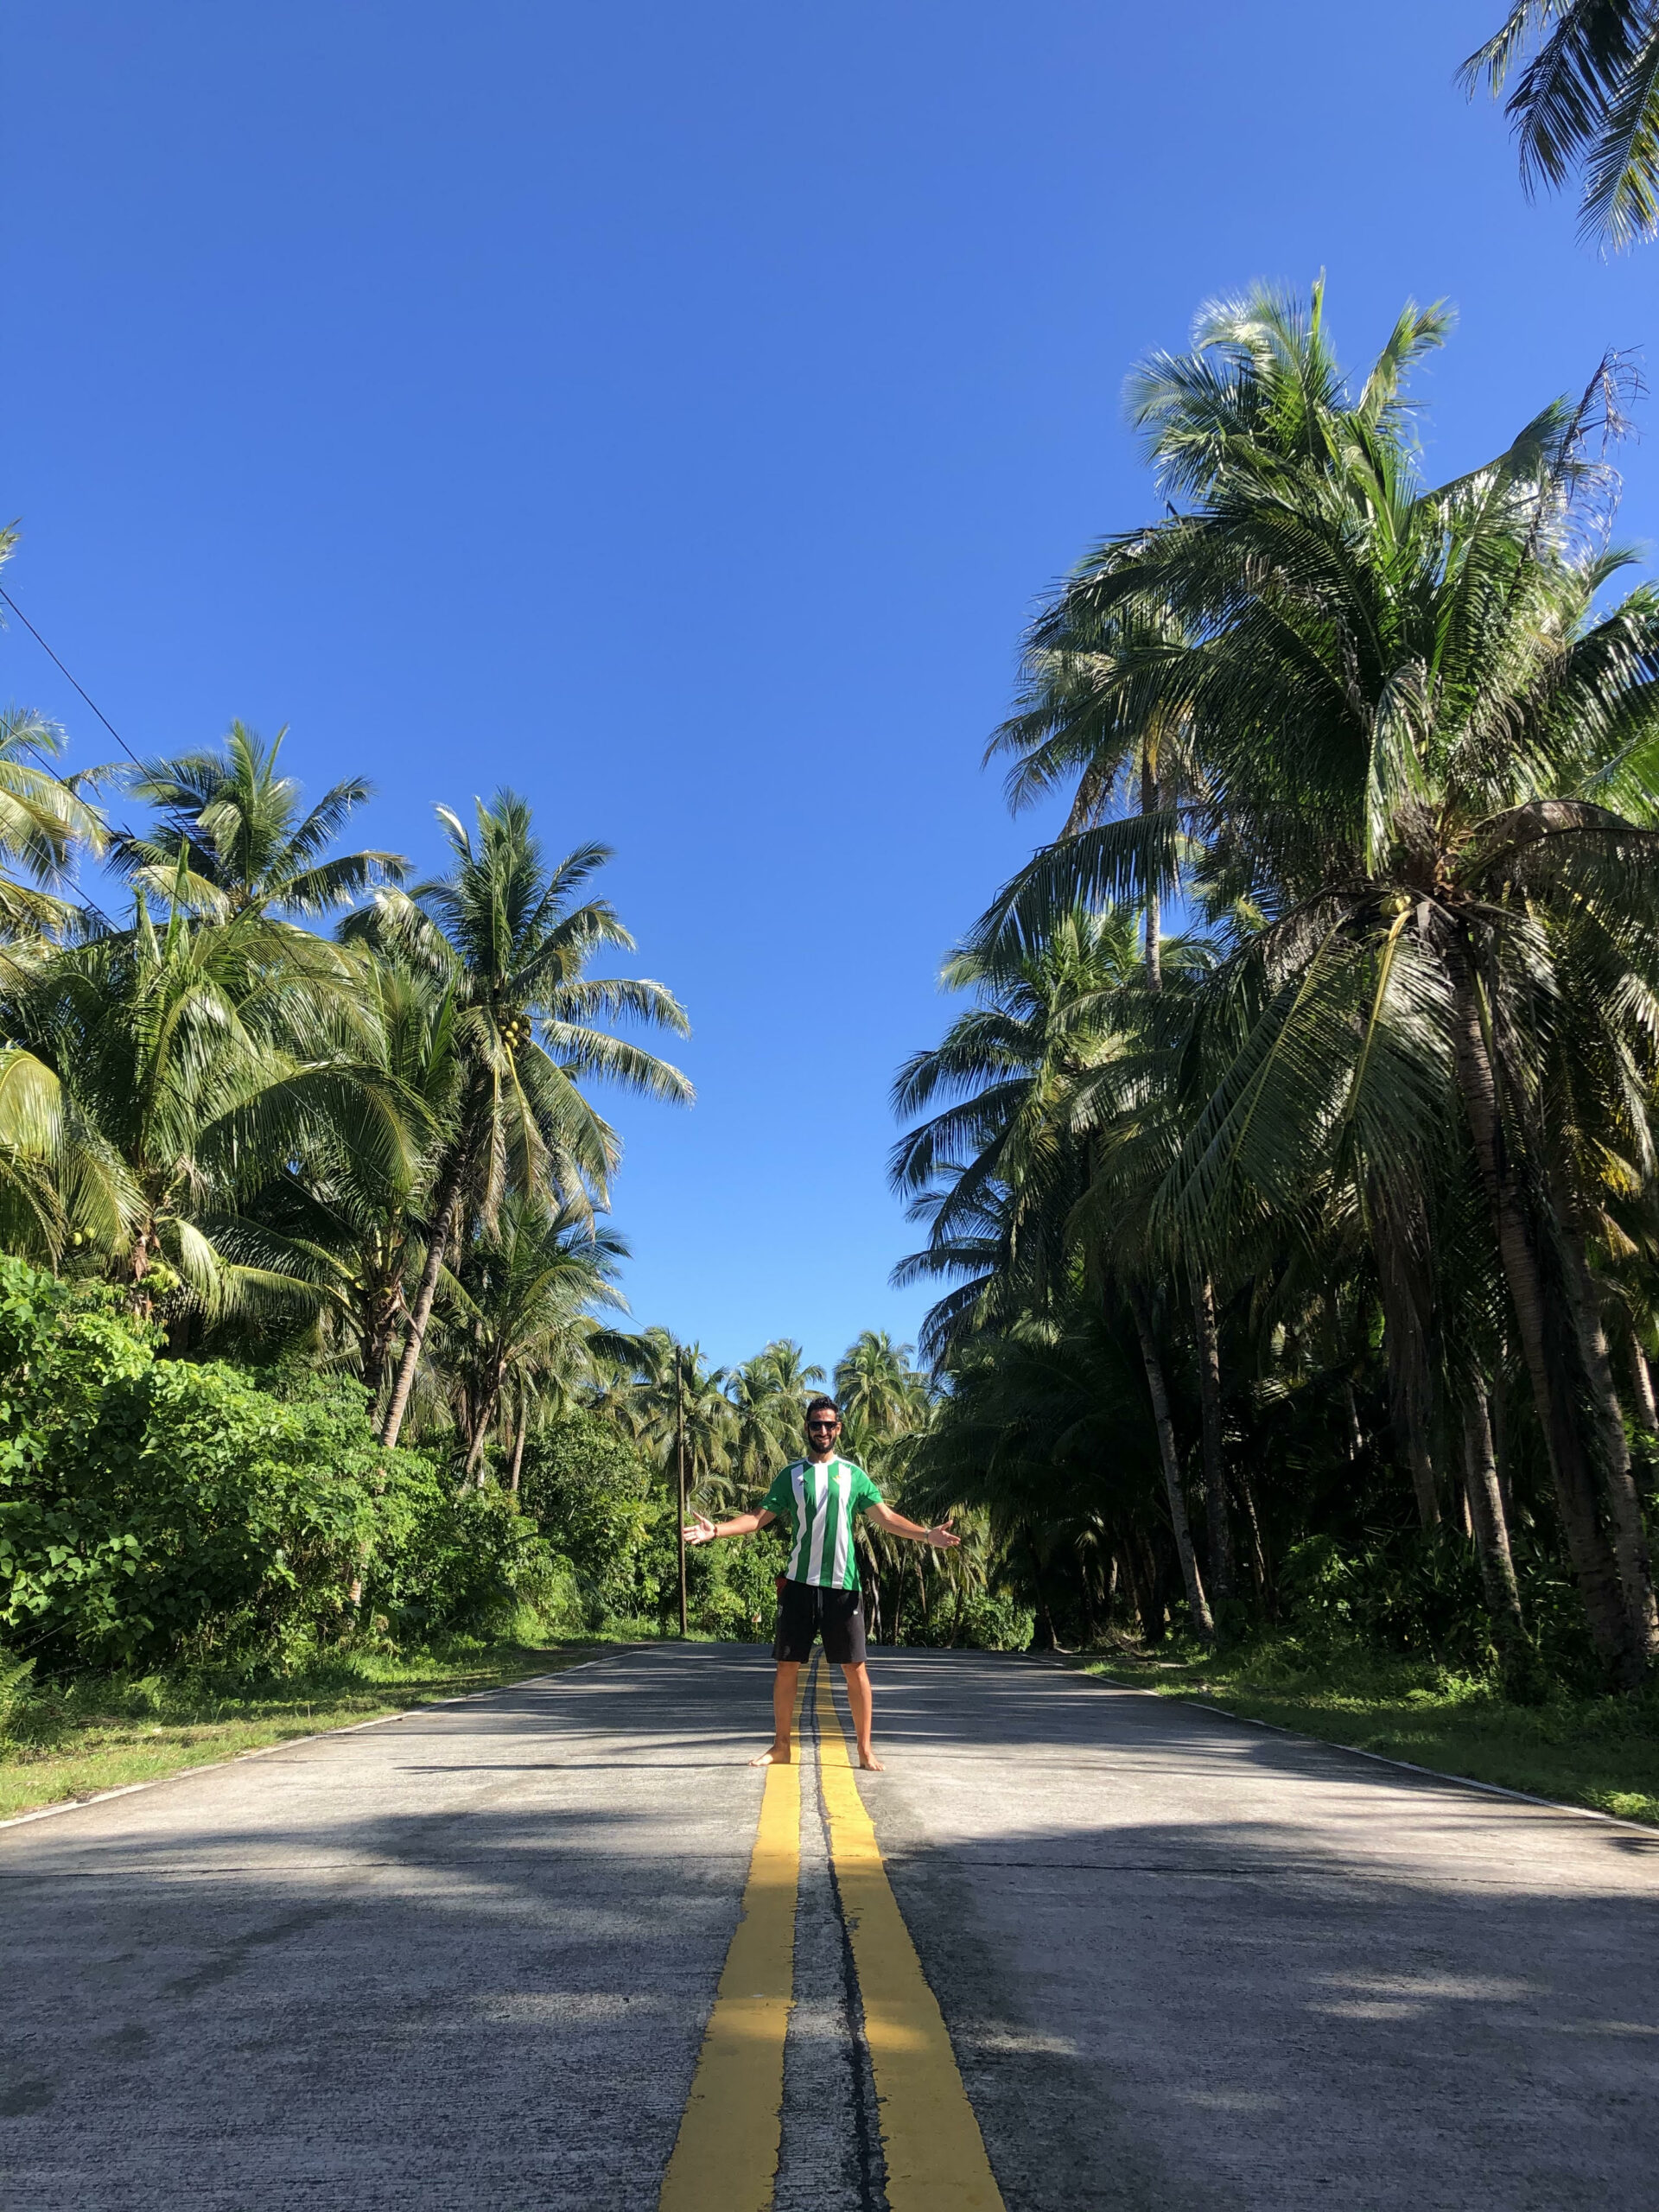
[760,1457,883,1590]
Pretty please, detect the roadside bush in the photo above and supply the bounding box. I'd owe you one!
[0,1257,562,1670]
[371,1476,574,1644]
[1278,1525,1597,1688]
[522,1413,662,1628]
[687,1532,789,1640]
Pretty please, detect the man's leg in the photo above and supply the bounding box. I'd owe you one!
[752,1660,800,1766]
[840,1662,883,1771]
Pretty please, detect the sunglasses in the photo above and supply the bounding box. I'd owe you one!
[806,1419,840,1431]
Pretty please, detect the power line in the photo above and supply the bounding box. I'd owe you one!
[0,585,144,934]
[0,586,145,769]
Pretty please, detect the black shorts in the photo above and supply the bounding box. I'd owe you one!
[772,1578,868,1665]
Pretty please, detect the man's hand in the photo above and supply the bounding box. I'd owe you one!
[683,1513,717,1547]
[868,1501,962,1548]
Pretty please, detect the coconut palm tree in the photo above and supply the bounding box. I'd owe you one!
[833,1330,927,1449]
[7,874,411,1332]
[726,1339,824,1495]
[113,721,407,919]
[1014,298,1659,1683]
[890,906,1165,1361]
[608,1327,734,1504]
[352,793,692,1447]
[444,1195,629,1482]
[1463,1,1659,248]
[222,953,463,1404]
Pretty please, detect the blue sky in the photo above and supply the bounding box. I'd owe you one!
[3,2,1656,1376]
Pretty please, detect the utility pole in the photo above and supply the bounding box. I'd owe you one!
[675,1348,688,1638]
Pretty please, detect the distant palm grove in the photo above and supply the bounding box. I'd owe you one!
[5,278,1659,1706]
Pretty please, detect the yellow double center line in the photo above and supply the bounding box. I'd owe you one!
[657,1677,802,2212]
[658,1664,1004,2212]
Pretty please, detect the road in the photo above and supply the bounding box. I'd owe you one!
[3,1643,1657,2210]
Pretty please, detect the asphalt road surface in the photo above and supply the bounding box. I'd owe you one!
[4,1643,1657,2210]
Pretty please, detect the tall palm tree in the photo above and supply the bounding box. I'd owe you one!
[834,1330,928,1452]
[1464,2,1659,248]
[1026,300,1659,1683]
[0,709,109,942]
[353,793,692,1447]
[0,668,116,1257]
[727,1339,824,1495]
[977,282,1453,952]
[444,1195,628,1481]
[610,1328,734,1507]
[113,721,408,919]
[8,877,410,1330]
[226,953,463,1403]
[987,589,1205,989]
[891,906,1187,1361]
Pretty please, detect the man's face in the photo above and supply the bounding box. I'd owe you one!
[805,1409,841,1458]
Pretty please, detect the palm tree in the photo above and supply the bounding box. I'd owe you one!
[0,709,109,940]
[353,793,692,1447]
[226,954,463,1404]
[9,878,410,1332]
[609,1325,734,1503]
[445,1195,628,1482]
[891,907,1160,1361]
[727,1339,824,1495]
[835,1330,928,1449]
[1020,296,1659,1682]
[1463,2,1659,248]
[987,589,1206,989]
[907,1307,1169,1647]
[114,721,408,919]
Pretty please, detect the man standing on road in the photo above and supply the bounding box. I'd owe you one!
[683,1394,959,1770]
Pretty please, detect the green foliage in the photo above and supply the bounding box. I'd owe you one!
[895,282,1659,1695]
[0,1257,560,1669]
[522,1410,662,1628]
[906,1589,1034,1650]
[1463,1,1659,250]
[683,1526,790,1641]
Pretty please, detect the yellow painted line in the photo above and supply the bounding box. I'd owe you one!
[815,1665,1006,2211]
[657,1680,802,2212]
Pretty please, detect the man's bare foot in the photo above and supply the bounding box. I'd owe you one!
[857,1750,885,1771]
[750,1745,791,1766]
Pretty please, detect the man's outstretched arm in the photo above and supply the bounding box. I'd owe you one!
[867,1502,960,1549]
[683,1508,777,1545]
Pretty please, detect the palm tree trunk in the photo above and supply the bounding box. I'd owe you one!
[1371,1192,1440,1529]
[1192,1275,1234,1610]
[1121,1539,1159,1643]
[1462,1389,1533,1694]
[1130,1290,1214,1639]
[465,1357,510,1485]
[1024,1526,1059,1650]
[1557,1204,1659,1663]
[948,1566,967,1648]
[1447,944,1642,1685]
[1629,1331,1657,1431]
[464,1418,490,1484]
[508,1404,527,1495]
[1141,748,1162,992]
[1234,1465,1272,1614]
[379,1147,466,1450]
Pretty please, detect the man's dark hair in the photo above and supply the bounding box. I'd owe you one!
[805,1395,840,1421]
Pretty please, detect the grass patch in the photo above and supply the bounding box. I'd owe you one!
[1081,1640,1659,1826]
[0,1637,629,1821]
